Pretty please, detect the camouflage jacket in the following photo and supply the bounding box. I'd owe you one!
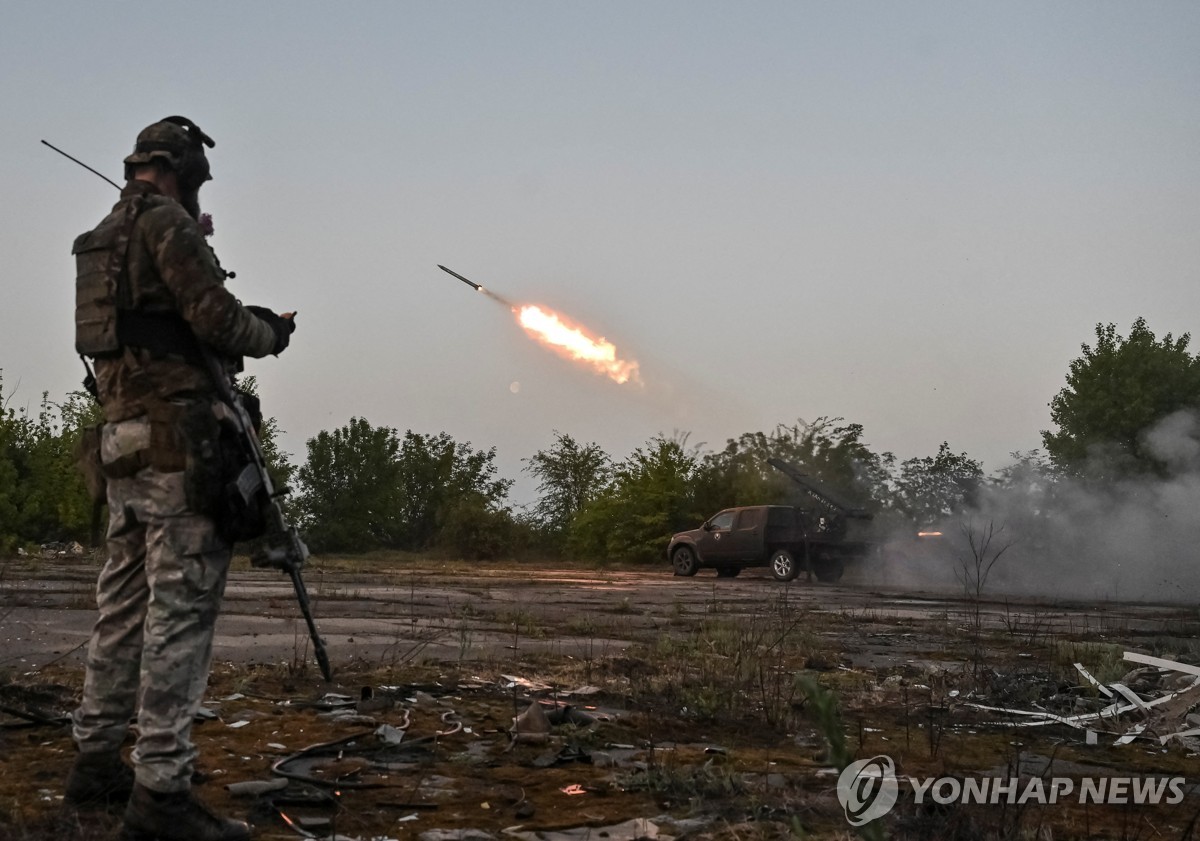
[86,180,278,422]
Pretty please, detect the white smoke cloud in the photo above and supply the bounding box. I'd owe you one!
[866,411,1200,603]
[1142,410,1200,473]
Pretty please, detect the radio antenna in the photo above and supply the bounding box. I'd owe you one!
[41,139,120,190]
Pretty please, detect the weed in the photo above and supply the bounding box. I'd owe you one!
[1050,640,1126,685]
[1000,598,1055,648]
[495,607,545,640]
[455,604,475,661]
[622,743,746,806]
[956,520,1013,682]
[793,676,885,841]
[624,589,820,730]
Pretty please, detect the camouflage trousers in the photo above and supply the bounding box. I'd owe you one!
[72,416,231,793]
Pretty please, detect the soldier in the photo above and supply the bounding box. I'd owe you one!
[64,116,295,841]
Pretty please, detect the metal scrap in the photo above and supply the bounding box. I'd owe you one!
[967,651,1200,748]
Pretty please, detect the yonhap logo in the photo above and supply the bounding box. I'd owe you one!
[838,755,900,826]
[836,753,1189,826]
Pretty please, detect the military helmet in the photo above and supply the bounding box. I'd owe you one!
[123,116,215,189]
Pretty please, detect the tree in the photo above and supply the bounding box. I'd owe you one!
[44,390,103,541]
[436,493,517,560]
[895,442,983,525]
[238,376,297,495]
[523,431,612,536]
[1043,318,1200,476]
[0,373,100,549]
[569,434,703,563]
[0,374,23,550]
[394,430,512,551]
[294,422,513,554]
[694,417,894,515]
[294,418,405,552]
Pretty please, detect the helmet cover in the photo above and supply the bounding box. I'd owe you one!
[123,116,215,188]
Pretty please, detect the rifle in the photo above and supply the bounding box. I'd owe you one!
[44,138,332,682]
[202,350,333,682]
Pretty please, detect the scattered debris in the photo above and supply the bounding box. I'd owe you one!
[38,541,85,558]
[531,744,591,769]
[225,778,289,796]
[419,830,495,841]
[561,685,601,697]
[965,650,1200,749]
[510,701,551,745]
[0,683,74,727]
[1125,651,1200,678]
[502,816,710,841]
[272,729,437,789]
[544,705,596,728]
[500,675,552,692]
[375,723,406,746]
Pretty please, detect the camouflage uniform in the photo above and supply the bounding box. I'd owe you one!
[72,170,282,795]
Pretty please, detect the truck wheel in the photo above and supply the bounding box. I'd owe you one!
[716,566,741,578]
[814,557,845,583]
[672,546,700,577]
[770,549,799,582]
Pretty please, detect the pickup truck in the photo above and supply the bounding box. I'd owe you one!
[666,459,875,582]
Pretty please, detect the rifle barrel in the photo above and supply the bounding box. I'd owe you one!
[289,565,333,681]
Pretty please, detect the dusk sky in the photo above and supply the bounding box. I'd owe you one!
[3,2,1198,504]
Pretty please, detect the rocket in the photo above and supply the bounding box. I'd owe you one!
[437,264,482,291]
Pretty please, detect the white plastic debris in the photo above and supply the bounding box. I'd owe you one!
[1074,663,1114,698]
[1123,652,1200,678]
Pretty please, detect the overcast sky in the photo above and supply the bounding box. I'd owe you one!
[3,2,1198,504]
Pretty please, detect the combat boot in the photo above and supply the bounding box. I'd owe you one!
[121,783,250,841]
[64,750,135,809]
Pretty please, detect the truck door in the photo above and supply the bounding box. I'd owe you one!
[725,507,765,561]
[695,510,737,563]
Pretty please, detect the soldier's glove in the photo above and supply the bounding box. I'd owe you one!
[247,305,296,355]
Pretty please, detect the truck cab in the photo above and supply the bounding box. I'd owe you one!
[666,459,876,583]
[668,504,843,581]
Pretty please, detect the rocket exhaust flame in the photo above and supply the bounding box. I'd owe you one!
[438,264,641,385]
[516,304,641,385]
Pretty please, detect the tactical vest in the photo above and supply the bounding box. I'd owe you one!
[73,192,202,362]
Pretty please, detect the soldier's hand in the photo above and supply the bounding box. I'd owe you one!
[247,306,296,355]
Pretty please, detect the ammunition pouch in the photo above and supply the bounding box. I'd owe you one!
[70,386,269,550]
[136,400,266,544]
[209,401,268,544]
[76,415,158,505]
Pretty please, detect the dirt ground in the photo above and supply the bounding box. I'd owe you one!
[2,553,1199,840]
